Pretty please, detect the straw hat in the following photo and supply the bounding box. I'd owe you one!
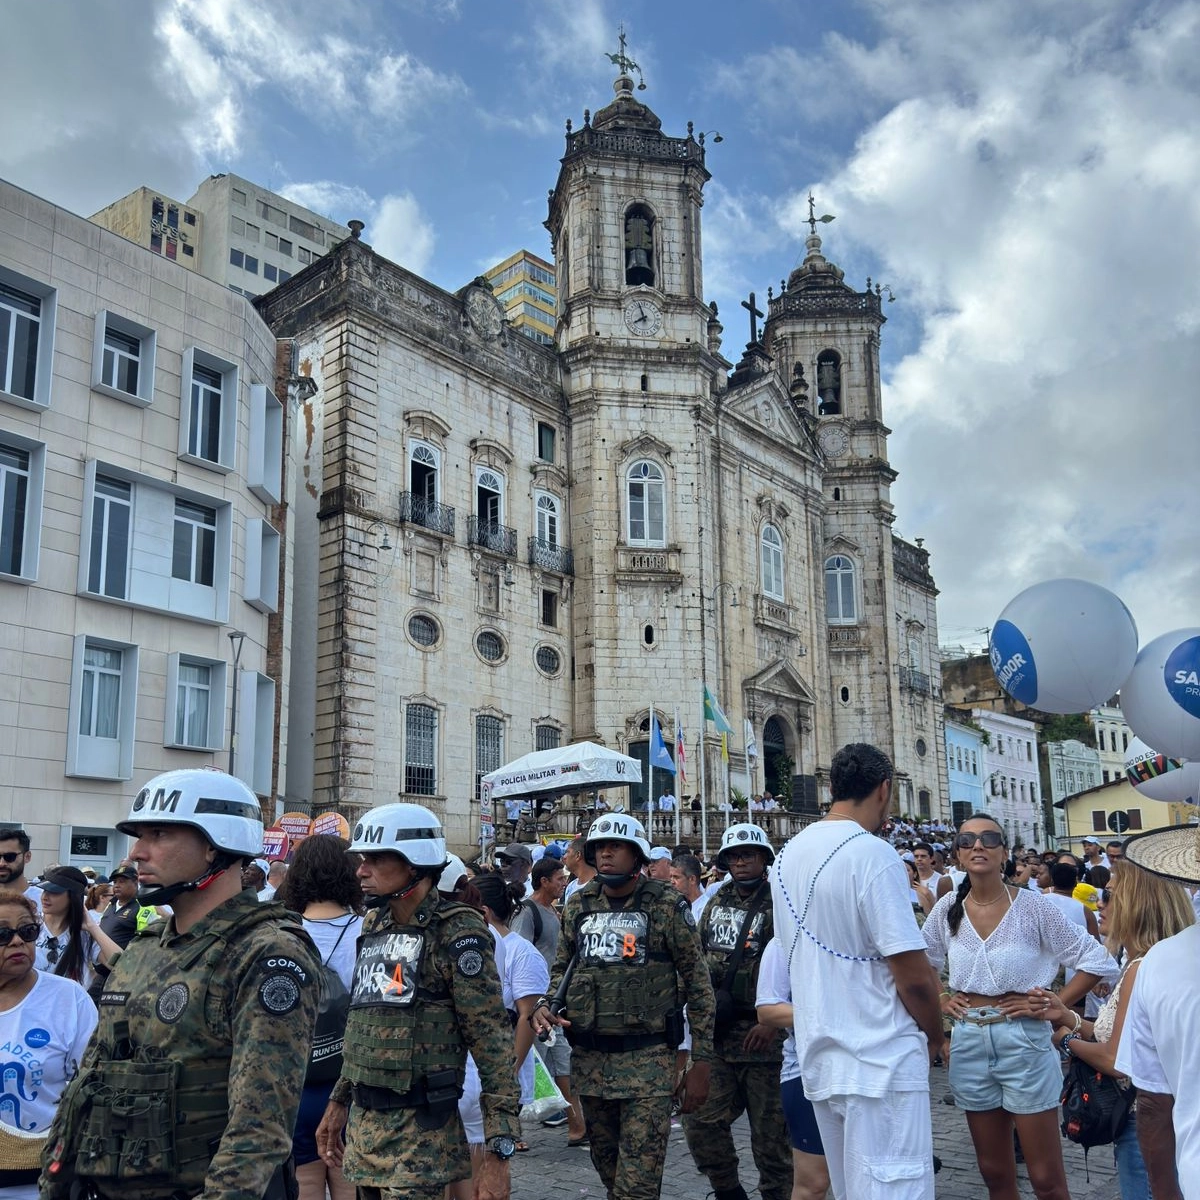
[1122,824,1200,884]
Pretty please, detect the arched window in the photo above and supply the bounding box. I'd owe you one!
[761,524,784,600]
[626,460,665,546]
[535,491,561,547]
[824,555,856,624]
[816,350,842,415]
[624,204,655,287]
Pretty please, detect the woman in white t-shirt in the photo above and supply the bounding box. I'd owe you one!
[274,836,364,1200]
[0,887,98,1200]
[35,866,120,991]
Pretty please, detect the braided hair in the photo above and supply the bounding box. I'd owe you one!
[946,812,1006,935]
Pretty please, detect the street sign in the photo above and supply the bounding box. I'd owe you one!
[1107,811,1130,834]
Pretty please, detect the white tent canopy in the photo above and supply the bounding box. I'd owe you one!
[482,741,642,800]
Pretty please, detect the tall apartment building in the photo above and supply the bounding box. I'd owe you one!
[483,249,556,344]
[92,173,350,299]
[0,178,288,874]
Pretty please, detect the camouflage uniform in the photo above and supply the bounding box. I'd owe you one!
[329,887,520,1200]
[41,889,320,1200]
[682,877,793,1200]
[553,876,714,1200]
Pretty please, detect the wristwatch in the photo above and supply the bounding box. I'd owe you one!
[486,1135,516,1160]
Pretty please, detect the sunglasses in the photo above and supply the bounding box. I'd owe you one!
[955,831,1005,850]
[1100,889,1112,905]
[0,922,41,947]
[0,852,23,863]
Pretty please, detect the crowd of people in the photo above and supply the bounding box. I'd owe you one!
[3,748,1200,1200]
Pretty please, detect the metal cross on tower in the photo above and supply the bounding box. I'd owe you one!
[741,292,764,344]
[807,193,836,237]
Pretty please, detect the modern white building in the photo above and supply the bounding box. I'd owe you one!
[0,179,287,874]
[1045,738,1103,842]
[974,708,1044,848]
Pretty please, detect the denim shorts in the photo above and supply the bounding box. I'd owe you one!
[950,1009,1062,1114]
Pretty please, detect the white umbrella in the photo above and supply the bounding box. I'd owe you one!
[483,741,642,800]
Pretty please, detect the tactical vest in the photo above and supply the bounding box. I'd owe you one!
[701,879,773,1012]
[339,899,479,1094]
[48,900,309,1196]
[565,878,681,1041]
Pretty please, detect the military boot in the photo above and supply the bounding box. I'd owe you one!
[713,1188,750,1200]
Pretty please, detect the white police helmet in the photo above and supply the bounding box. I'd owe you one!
[117,767,264,858]
[716,822,775,869]
[584,812,651,867]
[348,802,446,868]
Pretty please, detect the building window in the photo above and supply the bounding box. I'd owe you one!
[169,658,221,749]
[298,247,312,265]
[535,724,561,751]
[537,422,556,463]
[1092,810,1107,833]
[535,492,560,547]
[183,244,194,258]
[916,737,927,758]
[230,248,243,268]
[172,499,217,585]
[475,714,504,800]
[232,188,247,206]
[475,468,504,530]
[761,524,785,600]
[409,441,440,505]
[541,589,558,628]
[476,630,506,663]
[67,636,137,780]
[536,645,561,676]
[87,475,131,598]
[93,311,155,405]
[1103,769,1111,783]
[0,436,45,581]
[1128,808,1143,830]
[258,200,287,225]
[263,264,278,283]
[1097,729,1106,752]
[971,750,978,774]
[407,613,440,647]
[0,271,55,410]
[624,204,655,287]
[405,703,438,795]
[824,555,856,624]
[180,348,237,470]
[627,460,665,546]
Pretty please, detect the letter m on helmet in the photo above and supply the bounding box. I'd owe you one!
[355,824,384,845]
[145,787,182,814]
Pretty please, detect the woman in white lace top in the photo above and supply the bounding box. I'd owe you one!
[923,814,1118,1200]
[1041,861,1192,1199]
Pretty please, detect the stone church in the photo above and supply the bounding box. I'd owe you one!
[256,66,946,851]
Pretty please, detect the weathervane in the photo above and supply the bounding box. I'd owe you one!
[607,24,647,90]
[806,193,835,237]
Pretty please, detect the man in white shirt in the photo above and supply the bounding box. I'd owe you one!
[911,842,941,888]
[657,788,676,812]
[1116,824,1200,1199]
[771,743,943,1199]
[1081,836,1111,875]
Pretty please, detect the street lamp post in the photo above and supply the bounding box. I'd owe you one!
[227,630,246,776]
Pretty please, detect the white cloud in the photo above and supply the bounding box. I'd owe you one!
[372,193,436,275]
[279,181,375,222]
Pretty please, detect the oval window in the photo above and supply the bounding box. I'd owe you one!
[408,613,440,647]
[476,630,505,662]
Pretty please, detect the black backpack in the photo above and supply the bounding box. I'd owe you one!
[1060,1056,1135,1150]
[305,918,354,1085]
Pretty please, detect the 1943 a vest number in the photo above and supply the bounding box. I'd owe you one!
[577,911,648,965]
[351,930,425,1007]
[705,906,765,955]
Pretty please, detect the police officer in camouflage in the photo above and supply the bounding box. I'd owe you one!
[531,813,715,1200]
[315,803,520,1200]
[41,767,321,1200]
[682,823,793,1200]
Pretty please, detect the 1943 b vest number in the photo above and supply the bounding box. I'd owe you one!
[577,911,648,965]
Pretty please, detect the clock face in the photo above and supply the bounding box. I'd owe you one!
[817,424,850,458]
[623,298,663,336]
[466,288,502,339]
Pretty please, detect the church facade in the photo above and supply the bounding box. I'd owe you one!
[256,69,946,850]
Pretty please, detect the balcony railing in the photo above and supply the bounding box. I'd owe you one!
[899,666,932,696]
[468,516,517,558]
[399,492,455,537]
[528,537,574,576]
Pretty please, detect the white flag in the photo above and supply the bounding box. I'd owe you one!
[744,717,758,762]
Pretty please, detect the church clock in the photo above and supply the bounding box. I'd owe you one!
[623,298,663,336]
[817,423,850,458]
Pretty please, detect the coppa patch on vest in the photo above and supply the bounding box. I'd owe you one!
[156,982,190,1023]
[351,930,425,1007]
[577,911,648,964]
[452,932,487,977]
[259,973,303,1014]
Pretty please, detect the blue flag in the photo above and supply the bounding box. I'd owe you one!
[649,711,676,773]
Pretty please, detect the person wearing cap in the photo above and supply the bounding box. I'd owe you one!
[683,824,792,1200]
[647,846,673,882]
[243,857,272,899]
[97,865,157,951]
[496,841,533,896]
[531,812,714,1200]
[315,803,521,1200]
[35,866,121,989]
[41,767,321,1200]
[1116,825,1200,1199]
[1081,836,1111,876]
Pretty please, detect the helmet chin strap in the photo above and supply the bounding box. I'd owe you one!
[733,873,768,897]
[137,861,229,907]
[596,868,641,889]
[363,874,426,909]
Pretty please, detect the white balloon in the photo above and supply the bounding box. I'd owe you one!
[1122,628,1200,761]
[1124,737,1200,804]
[990,579,1139,714]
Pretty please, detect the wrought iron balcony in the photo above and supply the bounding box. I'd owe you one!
[899,666,932,696]
[399,491,455,537]
[468,516,517,558]
[528,537,574,576]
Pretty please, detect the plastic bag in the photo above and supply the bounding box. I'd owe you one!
[520,1045,568,1122]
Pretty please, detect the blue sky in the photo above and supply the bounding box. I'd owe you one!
[3,0,1197,652]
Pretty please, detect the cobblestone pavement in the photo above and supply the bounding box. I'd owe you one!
[511,1066,1122,1199]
